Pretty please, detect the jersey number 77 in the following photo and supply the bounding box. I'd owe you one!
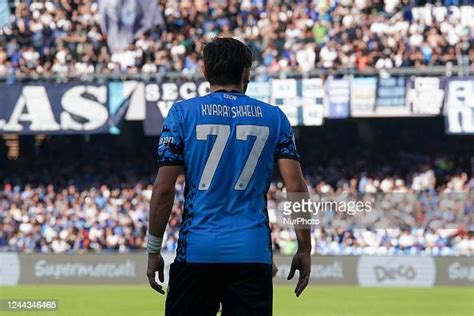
[196,124,269,191]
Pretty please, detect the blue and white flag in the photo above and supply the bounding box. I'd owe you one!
[98,0,165,53]
[325,79,350,119]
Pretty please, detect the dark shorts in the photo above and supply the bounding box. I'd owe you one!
[165,262,273,316]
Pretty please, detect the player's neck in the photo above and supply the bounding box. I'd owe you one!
[210,84,243,93]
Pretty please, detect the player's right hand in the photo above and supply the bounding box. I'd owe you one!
[147,252,165,295]
[287,250,311,297]
[272,261,279,277]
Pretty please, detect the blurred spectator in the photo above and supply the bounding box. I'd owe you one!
[0,0,472,77]
[1,154,472,255]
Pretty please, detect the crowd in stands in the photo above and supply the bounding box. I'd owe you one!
[0,0,473,77]
[1,144,472,255]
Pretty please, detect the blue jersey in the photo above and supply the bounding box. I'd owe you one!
[157,90,299,264]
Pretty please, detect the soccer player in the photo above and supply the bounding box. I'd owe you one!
[147,37,311,316]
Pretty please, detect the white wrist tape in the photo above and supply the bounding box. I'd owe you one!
[147,234,163,253]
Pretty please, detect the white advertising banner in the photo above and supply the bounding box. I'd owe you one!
[0,253,21,285]
[350,78,377,117]
[271,79,297,99]
[302,78,324,98]
[2,254,472,286]
[301,98,324,126]
[406,77,444,115]
[278,104,298,126]
[444,78,474,134]
[246,81,271,102]
[357,256,436,287]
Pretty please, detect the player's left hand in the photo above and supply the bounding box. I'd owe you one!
[287,250,311,297]
[272,261,278,277]
[147,252,165,295]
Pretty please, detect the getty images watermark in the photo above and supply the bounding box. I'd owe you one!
[277,192,470,229]
[280,193,374,227]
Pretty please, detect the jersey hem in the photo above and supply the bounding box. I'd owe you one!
[158,161,184,167]
[275,154,300,161]
[175,256,272,265]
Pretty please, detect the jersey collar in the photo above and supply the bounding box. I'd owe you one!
[212,89,243,94]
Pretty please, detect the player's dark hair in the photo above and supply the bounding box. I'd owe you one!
[203,37,253,86]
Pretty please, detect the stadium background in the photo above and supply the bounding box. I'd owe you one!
[0,0,473,315]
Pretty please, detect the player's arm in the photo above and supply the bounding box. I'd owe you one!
[146,166,182,295]
[148,166,182,238]
[147,104,185,295]
[274,107,311,296]
[278,159,311,297]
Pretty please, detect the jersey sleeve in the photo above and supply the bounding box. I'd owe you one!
[157,104,185,167]
[275,108,300,161]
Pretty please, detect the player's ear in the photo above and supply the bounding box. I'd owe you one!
[242,68,250,93]
[242,68,250,83]
[203,67,209,82]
